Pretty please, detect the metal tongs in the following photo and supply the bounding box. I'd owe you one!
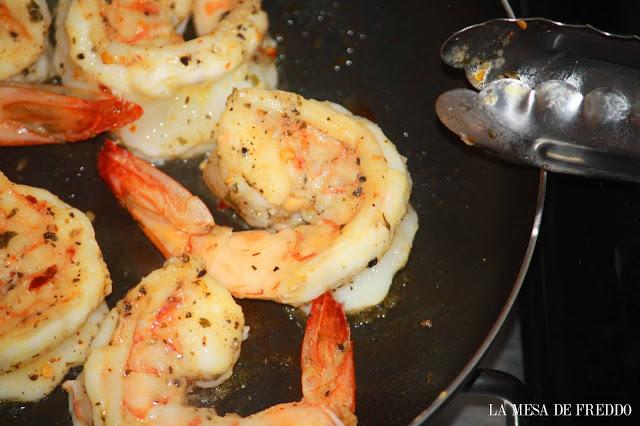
[436,18,640,183]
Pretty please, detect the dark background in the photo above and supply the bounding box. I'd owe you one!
[514,1,640,424]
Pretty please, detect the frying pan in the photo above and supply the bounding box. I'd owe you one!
[0,0,543,424]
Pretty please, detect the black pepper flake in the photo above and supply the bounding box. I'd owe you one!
[0,231,17,249]
[27,0,43,22]
[199,317,211,328]
[138,286,147,295]
[236,32,246,40]
[337,342,345,351]
[197,269,207,278]
[367,258,378,268]
[43,232,58,241]
[123,301,132,316]
[179,55,192,66]
[76,53,85,60]
[382,214,391,230]
[352,187,362,197]
[273,266,279,272]
[241,147,249,157]
[219,10,230,21]
[251,265,257,270]
[9,31,18,40]
[28,373,39,381]
[356,157,361,165]
[358,175,367,182]
[180,254,190,263]
[7,208,18,218]
[185,312,192,318]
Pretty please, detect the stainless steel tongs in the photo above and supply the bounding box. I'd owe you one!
[436,18,640,183]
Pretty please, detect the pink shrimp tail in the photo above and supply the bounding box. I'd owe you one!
[302,292,356,425]
[97,140,215,257]
[0,84,142,146]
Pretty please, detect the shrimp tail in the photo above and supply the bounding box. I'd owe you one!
[302,293,356,425]
[0,84,142,146]
[97,140,215,257]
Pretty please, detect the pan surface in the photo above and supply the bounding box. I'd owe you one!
[0,0,542,424]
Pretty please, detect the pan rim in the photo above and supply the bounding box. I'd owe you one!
[409,169,547,425]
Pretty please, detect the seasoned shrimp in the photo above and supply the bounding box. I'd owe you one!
[56,0,277,159]
[0,302,108,401]
[0,172,111,401]
[0,0,52,82]
[98,89,416,309]
[64,257,355,426]
[0,84,142,145]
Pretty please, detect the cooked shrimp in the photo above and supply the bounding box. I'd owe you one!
[99,89,415,309]
[0,171,112,401]
[0,84,142,145]
[0,302,108,401]
[56,0,277,159]
[203,88,411,229]
[64,257,355,426]
[0,0,52,82]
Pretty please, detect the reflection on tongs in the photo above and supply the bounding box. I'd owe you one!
[436,18,640,183]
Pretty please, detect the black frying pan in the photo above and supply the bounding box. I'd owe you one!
[0,1,543,424]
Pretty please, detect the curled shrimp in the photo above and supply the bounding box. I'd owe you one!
[0,84,142,146]
[56,0,277,159]
[64,256,356,426]
[0,172,111,401]
[98,88,417,310]
[0,0,52,82]
[0,1,141,145]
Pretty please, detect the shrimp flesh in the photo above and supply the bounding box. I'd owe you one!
[0,171,111,401]
[98,89,417,310]
[64,256,355,425]
[0,0,52,82]
[0,84,142,146]
[0,302,108,401]
[56,0,277,159]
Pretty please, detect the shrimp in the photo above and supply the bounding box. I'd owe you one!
[0,171,111,401]
[0,302,108,401]
[0,0,52,82]
[98,89,417,310]
[0,84,143,146]
[55,0,277,159]
[0,2,142,145]
[64,256,355,426]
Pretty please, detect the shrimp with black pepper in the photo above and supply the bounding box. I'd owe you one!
[64,257,355,426]
[98,88,418,311]
[55,0,277,159]
[0,172,111,401]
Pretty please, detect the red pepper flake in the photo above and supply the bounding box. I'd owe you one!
[26,195,37,204]
[264,46,277,59]
[29,265,58,290]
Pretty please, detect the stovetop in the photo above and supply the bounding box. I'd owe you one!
[431,1,640,424]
